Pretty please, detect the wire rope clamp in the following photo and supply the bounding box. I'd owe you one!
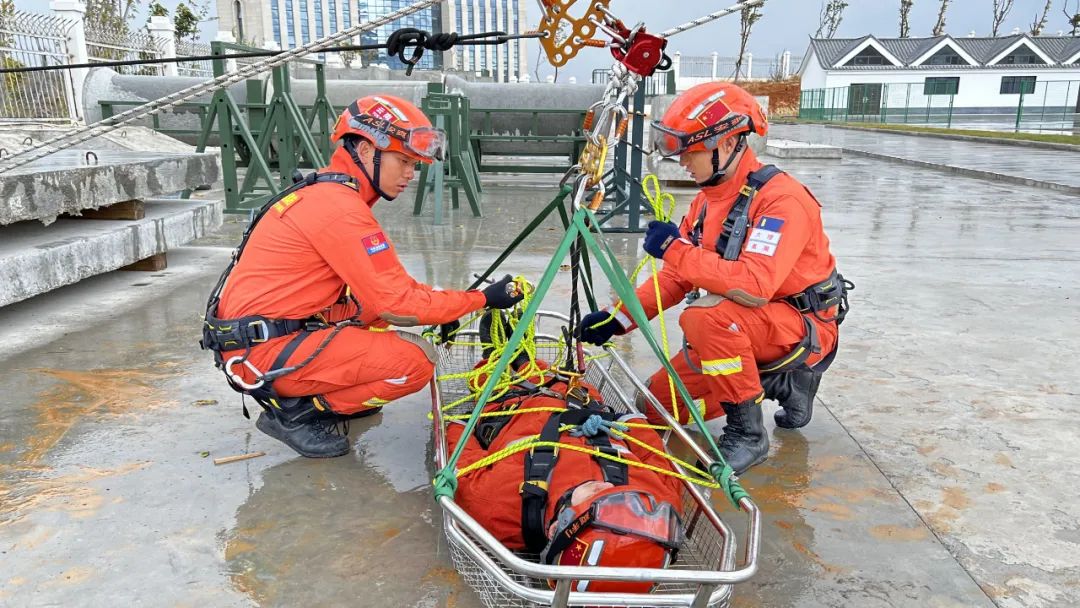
[224,356,265,391]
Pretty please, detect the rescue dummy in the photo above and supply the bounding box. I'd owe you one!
[201,94,524,459]
[446,312,685,593]
[579,82,851,475]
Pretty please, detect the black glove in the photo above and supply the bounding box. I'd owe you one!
[437,320,461,345]
[578,310,626,345]
[482,274,525,309]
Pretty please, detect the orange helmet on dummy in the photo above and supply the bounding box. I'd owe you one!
[541,486,684,594]
[650,81,768,186]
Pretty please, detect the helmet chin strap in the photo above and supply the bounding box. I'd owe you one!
[346,138,397,201]
[696,135,746,188]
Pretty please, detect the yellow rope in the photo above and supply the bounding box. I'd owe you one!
[455,436,719,490]
[430,276,572,414]
[584,174,682,421]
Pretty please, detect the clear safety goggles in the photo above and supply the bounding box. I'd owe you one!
[551,490,684,550]
[649,113,749,158]
[348,114,447,162]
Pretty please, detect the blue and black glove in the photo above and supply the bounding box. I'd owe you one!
[482,274,525,309]
[578,310,625,346]
[642,220,682,259]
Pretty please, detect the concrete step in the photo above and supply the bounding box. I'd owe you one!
[0,148,221,226]
[0,197,223,308]
[765,139,843,159]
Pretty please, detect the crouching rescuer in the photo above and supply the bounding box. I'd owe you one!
[200,95,524,458]
[579,82,852,475]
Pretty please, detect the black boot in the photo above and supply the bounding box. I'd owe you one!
[762,368,821,429]
[255,396,350,458]
[718,395,769,475]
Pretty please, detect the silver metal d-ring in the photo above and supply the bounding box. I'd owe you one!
[224,356,265,390]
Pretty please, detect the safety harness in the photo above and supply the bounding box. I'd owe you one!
[688,165,854,376]
[468,381,630,553]
[199,171,365,411]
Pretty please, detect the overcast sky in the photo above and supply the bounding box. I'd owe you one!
[21,0,1079,81]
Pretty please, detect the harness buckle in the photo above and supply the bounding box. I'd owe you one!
[224,356,266,390]
[247,320,269,343]
[739,185,754,196]
[519,479,549,495]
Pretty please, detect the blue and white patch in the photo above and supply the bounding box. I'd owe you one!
[745,216,784,257]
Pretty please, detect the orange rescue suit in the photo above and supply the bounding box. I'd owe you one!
[217,148,487,414]
[615,148,840,423]
[446,381,684,550]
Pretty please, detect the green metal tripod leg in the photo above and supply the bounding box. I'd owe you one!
[467,186,571,290]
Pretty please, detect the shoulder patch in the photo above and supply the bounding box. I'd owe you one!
[745,216,784,257]
[273,191,303,215]
[362,232,391,255]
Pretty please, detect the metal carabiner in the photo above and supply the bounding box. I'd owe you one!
[224,356,266,390]
[559,164,582,188]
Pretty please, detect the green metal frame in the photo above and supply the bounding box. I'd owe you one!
[413,89,484,223]
[184,41,337,213]
[468,107,588,173]
[598,85,650,233]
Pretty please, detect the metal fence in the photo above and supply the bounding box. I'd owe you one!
[176,39,213,78]
[85,20,164,76]
[0,10,78,121]
[591,69,675,97]
[800,80,1080,133]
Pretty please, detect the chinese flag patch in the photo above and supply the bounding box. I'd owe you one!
[362,232,391,255]
[697,98,733,128]
[366,102,396,123]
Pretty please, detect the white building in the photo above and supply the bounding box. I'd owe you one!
[799,34,1080,117]
[443,0,530,82]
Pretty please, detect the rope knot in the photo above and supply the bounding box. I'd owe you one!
[569,414,627,437]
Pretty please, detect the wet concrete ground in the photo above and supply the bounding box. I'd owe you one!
[773,123,1080,191]
[2,136,1078,607]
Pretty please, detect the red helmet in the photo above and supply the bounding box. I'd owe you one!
[331,94,446,164]
[650,82,768,158]
[542,487,684,594]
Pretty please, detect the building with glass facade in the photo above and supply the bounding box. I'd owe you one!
[219,0,445,69]
[445,0,530,82]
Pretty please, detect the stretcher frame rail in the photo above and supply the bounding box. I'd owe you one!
[430,311,760,608]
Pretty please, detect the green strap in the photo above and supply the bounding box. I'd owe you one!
[436,192,580,493]
[573,209,749,510]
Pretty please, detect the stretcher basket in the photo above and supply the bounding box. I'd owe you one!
[430,311,761,608]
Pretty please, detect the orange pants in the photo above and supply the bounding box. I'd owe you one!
[644,296,835,425]
[239,326,435,415]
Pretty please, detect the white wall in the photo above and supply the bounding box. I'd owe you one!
[799,52,828,90]
[815,68,1080,109]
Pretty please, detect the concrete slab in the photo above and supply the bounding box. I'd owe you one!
[765,139,843,159]
[1,143,1078,607]
[0,149,221,226]
[0,198,223,308]
[772,124,1080,194]
[0,125,197,156]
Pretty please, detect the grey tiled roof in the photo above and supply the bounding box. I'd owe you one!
[809,34,1080,69]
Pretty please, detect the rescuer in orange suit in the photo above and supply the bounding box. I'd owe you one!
[445,312,685,592]
[579,82,850,475]
[203,95,523,459]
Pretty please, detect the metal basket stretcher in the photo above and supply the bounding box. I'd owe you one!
[430,311,761,608]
